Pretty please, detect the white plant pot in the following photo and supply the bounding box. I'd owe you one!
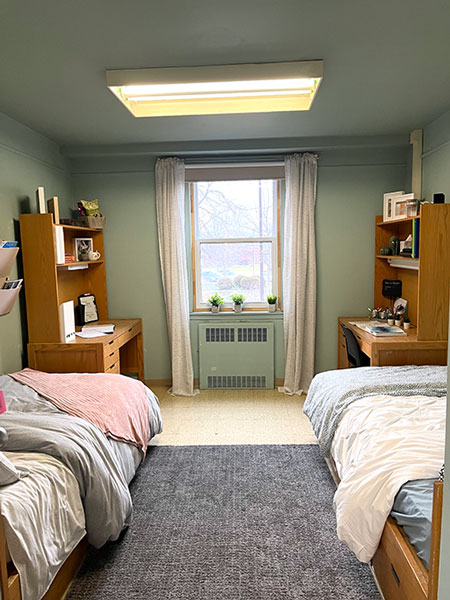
[387,319,394,325]
[211,305,220,314]
[395,319,402,327]
[404,322,410,330]
[233,304,243,313]
[268,303,277,313]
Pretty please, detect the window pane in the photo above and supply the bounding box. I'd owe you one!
[199,242,273,303]
[196,180,276,239]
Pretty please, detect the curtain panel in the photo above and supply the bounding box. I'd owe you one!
[280,153,318,395]
[155,157,197,396]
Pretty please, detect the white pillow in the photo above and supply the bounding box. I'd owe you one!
[0,453,29,486]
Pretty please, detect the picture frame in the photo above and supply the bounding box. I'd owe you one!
[73,238,93,261]
[383,191,405,222]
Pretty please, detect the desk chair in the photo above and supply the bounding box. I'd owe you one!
[340,324,370,368]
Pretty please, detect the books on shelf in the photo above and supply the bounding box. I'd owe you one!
[350,321,407,337]
[412,218,420,259]
[54,226,65,265]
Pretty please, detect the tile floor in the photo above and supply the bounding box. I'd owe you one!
[149,386,318,446]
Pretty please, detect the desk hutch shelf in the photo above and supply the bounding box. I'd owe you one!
[19,213,144,380]
[374,203,450,341]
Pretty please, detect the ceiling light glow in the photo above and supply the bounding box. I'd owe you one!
[106,61,323,117]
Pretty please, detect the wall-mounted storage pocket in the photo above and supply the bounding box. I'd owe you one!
[0,284,22,316]
[0,248,19,277]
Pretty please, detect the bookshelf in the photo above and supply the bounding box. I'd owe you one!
[20,213,107,343]
[374,203,450,341]
[19,213,144,379]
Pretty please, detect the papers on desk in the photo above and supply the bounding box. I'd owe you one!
[349,321,407,337]
[75,323,115,338]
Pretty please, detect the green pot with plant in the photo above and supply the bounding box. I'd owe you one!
[79,248,89,261]
[267,294,277,312]
[230,293,245,313]
[208,293,224,314]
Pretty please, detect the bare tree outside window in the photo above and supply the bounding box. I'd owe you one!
[192,179,279,308]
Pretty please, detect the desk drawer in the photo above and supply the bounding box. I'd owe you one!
[115,322,141,348]
[104,348,119,369]
[104,337,119,356]
[372,519,427,600]
[105,359,120,374]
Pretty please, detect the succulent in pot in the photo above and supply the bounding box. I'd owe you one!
[267,294,278,313]
[208,293,224,314]
[230,293,245,313]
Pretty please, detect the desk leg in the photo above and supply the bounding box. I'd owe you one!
[119,332,145,382]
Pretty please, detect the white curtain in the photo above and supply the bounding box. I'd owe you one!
[280,153,318,395]
[155,157,197,396]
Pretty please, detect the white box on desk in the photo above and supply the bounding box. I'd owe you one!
[59,300,75,343]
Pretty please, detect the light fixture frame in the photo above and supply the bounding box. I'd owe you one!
[106,60,323,117]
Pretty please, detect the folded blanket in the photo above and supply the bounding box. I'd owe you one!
[303,365,447,456]
[10,369,150,458]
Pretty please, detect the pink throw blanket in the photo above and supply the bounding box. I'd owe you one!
[10,369,150,457]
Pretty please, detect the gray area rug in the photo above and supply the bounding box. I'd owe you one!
[67,445,381,599]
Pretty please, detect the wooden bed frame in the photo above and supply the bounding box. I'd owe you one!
[326,457,443,600]
[0,517,88,600]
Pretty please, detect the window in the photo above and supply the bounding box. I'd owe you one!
[190,178,281,310]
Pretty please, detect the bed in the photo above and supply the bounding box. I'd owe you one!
[303,365,447,600]
[0,370,163,600]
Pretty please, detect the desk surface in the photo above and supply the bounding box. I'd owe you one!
[338,317,447,367]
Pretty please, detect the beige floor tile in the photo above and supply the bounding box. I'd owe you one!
[148,386,317,447]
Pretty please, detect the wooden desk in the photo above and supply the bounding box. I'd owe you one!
[338,317,448,368]
[28,319,144,381]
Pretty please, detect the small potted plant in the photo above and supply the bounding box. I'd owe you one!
[386,310,394,325]
[208,293,224,314]
[231,293,245,313]
[79,248,89,261]
[267,294,278,313]
[403,317,411,331]
[394,312,403,327]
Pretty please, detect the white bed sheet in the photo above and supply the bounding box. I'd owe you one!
[0,452,86,600]
[330,394,445,563]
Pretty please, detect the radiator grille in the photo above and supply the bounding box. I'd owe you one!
[207,375,267,389]
[205,327,235,342]
[237,327,268,342]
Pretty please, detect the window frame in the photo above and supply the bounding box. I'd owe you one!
[190,179,282,312]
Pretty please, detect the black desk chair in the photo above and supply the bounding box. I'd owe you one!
[340,324,370,368]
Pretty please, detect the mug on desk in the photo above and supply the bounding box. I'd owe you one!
[88,250,101,261]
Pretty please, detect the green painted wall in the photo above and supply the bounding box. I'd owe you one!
[0,113,72,374]
[71,145,407,379]
[423,106,450,600]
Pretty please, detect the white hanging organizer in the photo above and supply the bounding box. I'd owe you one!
[0,243,21,316]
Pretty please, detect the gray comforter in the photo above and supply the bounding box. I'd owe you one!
[303,365,447,457]
[0,375,162,548]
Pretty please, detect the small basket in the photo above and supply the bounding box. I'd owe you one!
[61,215,106,229]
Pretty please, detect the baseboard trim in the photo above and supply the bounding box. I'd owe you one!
[145,379,172,387]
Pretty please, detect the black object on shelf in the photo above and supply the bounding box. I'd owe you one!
[433,193,445,204]
[382,279,402,299]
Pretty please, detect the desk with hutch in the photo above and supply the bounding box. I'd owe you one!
[19,214,144,380]
[338,203,450,368]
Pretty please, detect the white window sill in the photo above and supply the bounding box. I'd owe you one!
[190,311,283,320]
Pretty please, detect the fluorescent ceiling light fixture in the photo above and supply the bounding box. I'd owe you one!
[106,61,323,117]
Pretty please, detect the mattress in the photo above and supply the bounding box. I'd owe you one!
[391,478,434,570]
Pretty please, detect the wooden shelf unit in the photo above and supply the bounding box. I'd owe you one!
[20,213,108,343]
[374,203,450,341]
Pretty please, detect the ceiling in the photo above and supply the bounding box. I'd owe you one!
[1,0,450,147]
